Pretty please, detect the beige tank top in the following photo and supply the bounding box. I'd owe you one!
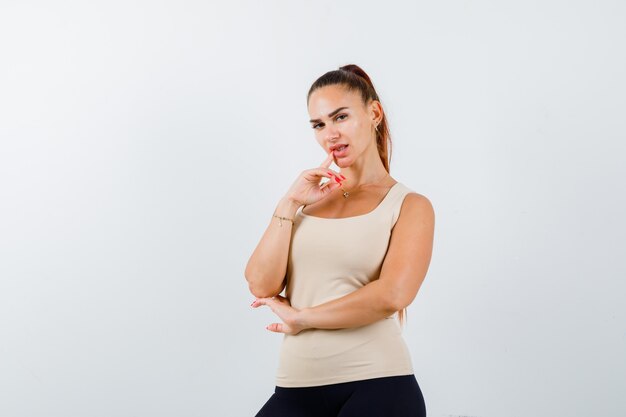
[275,181,416,387]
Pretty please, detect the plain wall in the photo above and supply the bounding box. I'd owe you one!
[1,1,624,416]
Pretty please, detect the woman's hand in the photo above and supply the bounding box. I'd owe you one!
[283,151,346,207]
[251,294,308,335]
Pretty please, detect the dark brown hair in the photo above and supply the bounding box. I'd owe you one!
[306,64,407,327]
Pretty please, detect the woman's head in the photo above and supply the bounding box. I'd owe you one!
[307,64,392,173]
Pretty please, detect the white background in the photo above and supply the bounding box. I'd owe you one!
[1,1,624,416]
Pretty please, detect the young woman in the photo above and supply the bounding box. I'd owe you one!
[245,64,435,417]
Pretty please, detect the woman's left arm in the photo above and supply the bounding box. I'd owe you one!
[297,193,435,330]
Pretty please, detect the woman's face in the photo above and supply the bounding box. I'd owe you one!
[308,85,377,167]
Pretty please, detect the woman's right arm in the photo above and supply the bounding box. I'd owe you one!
[244,196,302,299]
[244,151,345,298]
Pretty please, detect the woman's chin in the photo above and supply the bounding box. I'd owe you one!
[334,157,351,167]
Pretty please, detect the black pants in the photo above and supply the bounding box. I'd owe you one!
[254,374,426,417]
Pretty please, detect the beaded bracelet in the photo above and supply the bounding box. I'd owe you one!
[272,214,294,227]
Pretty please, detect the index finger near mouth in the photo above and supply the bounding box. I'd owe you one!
[320,150,335,168]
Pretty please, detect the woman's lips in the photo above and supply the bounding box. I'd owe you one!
[333,144,349,158]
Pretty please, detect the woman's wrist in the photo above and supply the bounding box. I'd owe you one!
[295,308,313,331]
[275,196,301,218]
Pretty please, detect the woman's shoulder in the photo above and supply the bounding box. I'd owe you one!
[391,182,434,222]
[394,185,435,224]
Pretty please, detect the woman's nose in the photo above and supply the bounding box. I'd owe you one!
[326,127,340,141]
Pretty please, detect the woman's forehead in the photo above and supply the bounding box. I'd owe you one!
[308,87,361,115]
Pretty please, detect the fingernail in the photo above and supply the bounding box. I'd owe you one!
[340,175,346,179]
[334,176,340,183]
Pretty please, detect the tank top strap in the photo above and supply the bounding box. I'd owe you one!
[376,182,416,229]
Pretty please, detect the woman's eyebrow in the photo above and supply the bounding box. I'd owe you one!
[309,107,349,124]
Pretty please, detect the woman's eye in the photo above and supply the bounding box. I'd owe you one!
[312,115,346,129]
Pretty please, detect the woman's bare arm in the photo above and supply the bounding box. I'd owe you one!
[244,197,301,298]
[246,152,343,300]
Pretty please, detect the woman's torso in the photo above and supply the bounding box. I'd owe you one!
[275,180,417,387]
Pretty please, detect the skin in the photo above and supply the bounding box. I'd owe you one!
[251,85,435,335]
